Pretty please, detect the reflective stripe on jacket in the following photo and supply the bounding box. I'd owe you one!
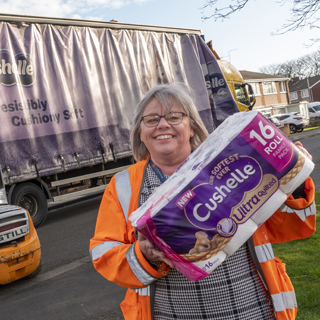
[89,160,316,320]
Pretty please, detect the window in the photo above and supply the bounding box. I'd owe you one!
[309,105,320,112]
[249,83,260,95]
[279,81,287,92]
[301,89,309,98]
[290,92,298,100]
[278,115,290,121]
[262,82,277,94]
[234,83,250,106]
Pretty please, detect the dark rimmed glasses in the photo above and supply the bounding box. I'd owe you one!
[141,112,187,127]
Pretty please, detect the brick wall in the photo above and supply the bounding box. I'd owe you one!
[264,94,279,105]
[312,83,320,101]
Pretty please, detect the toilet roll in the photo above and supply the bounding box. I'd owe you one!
[223,219,258,256]
[250,189,288,226]
[192,250,227,274]
[279,155,314,195]
[129,111,315,281]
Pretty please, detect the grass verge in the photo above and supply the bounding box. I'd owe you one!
[273,190,320,320]
[304,126,320,132]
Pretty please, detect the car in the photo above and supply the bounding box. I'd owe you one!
[270,112,309,134]
[307,102,320,119]
[267,116,282,128]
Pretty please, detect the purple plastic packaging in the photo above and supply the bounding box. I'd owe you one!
[130,111,314,281]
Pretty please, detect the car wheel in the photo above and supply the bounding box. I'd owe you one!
[296,128,304,132]
[289,124,297,133]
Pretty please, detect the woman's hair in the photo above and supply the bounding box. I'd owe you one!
[131,82,209,161]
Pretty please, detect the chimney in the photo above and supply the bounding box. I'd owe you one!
[292,76,300,83]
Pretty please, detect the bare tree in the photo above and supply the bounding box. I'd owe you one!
[259,60,297,78]
[258,49,320,78]
[259,64,284,76]
[200,0,250,21]
[302,50,320,75]
[200,0,320,41]
[273,0,320,36]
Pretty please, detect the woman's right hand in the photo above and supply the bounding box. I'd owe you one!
[138,232,174,268]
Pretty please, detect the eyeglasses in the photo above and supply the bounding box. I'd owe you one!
[141,112,187,127]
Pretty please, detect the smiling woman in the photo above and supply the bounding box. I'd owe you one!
[138,97,194,175]
[131,83,208,173]
[90,82,316,320]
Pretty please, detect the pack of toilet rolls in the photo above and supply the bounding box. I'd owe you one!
[129,111,314,281]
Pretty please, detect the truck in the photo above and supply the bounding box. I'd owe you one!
[206,40,255,112]
[0,13,251,230]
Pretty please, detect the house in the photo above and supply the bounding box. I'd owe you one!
[288,75,320,103]
[239,70,311,119]
[239,70,291,117]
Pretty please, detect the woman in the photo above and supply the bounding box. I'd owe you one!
[90,83,316,320]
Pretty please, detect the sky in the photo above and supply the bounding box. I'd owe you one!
[1,0,320,72]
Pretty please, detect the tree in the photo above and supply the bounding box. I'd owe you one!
[258,49,320,78]
[200,0,320,42]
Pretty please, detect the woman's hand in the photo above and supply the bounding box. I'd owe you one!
[138,232,174,268]
[294,141,312,161]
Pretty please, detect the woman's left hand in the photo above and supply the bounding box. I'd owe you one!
[138,232,174,268]
[294,141,312,161]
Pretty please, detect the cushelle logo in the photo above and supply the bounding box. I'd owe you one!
[206,72,228,97]
[0,50,35,86]
[183,156,263,232]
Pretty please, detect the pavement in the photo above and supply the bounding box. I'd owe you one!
[288,127,320,142]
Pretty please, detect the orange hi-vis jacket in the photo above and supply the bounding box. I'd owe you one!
[89,159,316,320]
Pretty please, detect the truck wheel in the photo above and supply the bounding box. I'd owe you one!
[11,183,48,228]
[289,124,297,133]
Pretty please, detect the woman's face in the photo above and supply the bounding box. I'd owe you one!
[140,97,194,163]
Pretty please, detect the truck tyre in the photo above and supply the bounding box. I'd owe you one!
[24,259,42,279]
[11,183,48,228]
[289,124,297,133]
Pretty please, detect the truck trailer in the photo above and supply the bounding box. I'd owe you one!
[0,14,250,228]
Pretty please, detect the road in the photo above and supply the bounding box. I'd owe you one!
[0,130,319,320]
[0,197,126,320]
[289,128,320,191]
[300,135,320,191]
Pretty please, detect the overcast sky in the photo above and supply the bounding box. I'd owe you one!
[1,0,319,72]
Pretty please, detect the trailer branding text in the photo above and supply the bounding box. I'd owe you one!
[0,50,35,86]
[1,99,47,112]
[0,98,86,127]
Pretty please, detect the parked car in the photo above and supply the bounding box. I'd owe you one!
[270,112,309,133]
[267,117,282,128]
[307,102,320,119]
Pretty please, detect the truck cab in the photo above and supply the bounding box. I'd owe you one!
[0,166,41,284]
[206,41,255,112]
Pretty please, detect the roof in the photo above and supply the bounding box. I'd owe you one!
[288,75,320,92]
[239,70,290,82]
